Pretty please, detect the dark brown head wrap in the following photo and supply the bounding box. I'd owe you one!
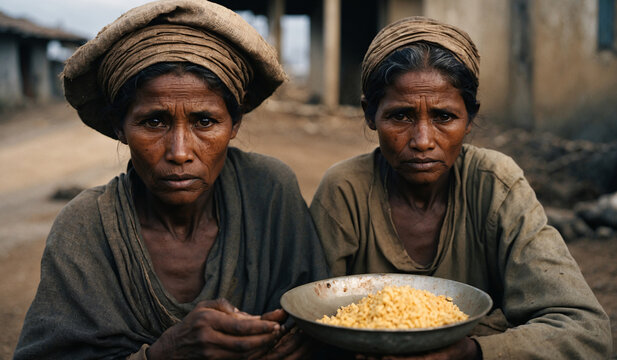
[361,16,480,94]
[62,0,286,139]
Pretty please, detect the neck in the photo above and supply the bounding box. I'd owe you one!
[388,170,450,212]
[134,180,216,242]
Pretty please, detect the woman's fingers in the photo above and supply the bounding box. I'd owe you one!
[261,308,288,323]
[197,298,238,314]
[264,327,315,360]
[198,298,261,320]
[210,312,281,336]
[206,326,281,352]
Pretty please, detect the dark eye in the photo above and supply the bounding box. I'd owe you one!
[144,118,165,128]
[390,112,408,121]
[435,112,453,123]
[196,117,215,128]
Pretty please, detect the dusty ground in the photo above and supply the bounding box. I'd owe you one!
[0,94,615,358]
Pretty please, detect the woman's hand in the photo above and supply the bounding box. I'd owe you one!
[356,337,480,360]
[261,326,318,360]
[259,309,317,360]
[147,298,283,359]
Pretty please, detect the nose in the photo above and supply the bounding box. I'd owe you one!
[165,124,194,164]
[409,120,435,152]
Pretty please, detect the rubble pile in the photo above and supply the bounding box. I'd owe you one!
[473,127,617,241]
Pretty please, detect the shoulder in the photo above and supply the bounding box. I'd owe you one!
[46,179,120,254]
[459,144,525,189]
[227,147,298,185]
[315,151,376,196]
[52,185,107,230]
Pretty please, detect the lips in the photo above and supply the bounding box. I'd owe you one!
[159,174,200,189]
[401,158,442,171]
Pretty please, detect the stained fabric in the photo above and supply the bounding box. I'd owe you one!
[14,148,329,359]
[62,0,286,139]
[310,145,612,359]
[98,24,252,107]
[361,16,480,94]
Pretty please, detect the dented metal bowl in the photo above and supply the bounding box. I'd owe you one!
[280,273,492,355]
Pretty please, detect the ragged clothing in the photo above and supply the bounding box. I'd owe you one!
[15,147,329,359]
[310,144,612,359]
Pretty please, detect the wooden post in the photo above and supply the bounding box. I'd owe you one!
[268,0,285,61]
[323,0,341,110]
[309,2,324,100]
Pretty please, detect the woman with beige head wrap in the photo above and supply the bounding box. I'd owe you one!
[310,17,610,359]
[14,1,329,359]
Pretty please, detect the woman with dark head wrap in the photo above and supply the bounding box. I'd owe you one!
[311,17,611,359]
[14,1,328,359]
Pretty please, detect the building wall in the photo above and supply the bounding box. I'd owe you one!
[531,0,617,141]
[380,0,423,27]
[423,0,511,125]
[30,40,52,102]
[422,0,617,141]
[339,0,379,105]
[309,1,324,102]
[0,36,23,107]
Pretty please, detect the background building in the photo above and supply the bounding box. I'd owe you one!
[218,0,617,142]
[0,11,86,109]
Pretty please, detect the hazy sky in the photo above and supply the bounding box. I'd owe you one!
[0,0,308,75]
[0,0,154,38]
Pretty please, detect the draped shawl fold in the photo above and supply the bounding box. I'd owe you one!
[14,148,329,359]
[62,0,286,139]
[361,16,480,94]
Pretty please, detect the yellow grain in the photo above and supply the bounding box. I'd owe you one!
[317,285,468,329]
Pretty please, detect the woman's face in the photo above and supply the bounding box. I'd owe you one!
[119,72,240,206]
[368,69,471,186]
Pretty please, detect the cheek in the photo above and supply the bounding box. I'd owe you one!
[439,129,467,162]
[129,140,158,162]
[194,130,234,168]
[377,126,408,152]
[198,130,232,154]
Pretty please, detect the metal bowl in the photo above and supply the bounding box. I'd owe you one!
[280,273,492,354]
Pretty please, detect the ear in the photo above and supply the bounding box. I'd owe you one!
[465,119,472,135]
[230,117,242,139]
[466,103,480,135]
[361,96,376,130]
[115,127,128,144]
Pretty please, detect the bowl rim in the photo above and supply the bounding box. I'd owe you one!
[280,273,493,333]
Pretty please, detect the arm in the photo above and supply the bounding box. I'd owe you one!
[310,188,360,277]
[476,178,611,359]
[14,194,154,359]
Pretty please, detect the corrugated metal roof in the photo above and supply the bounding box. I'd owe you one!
[0,11,87,44]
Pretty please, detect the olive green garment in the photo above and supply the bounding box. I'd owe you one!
[310,144,612,359]
[15,147,329,360]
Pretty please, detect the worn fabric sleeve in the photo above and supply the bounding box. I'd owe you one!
[310,176,362,277]
[474,177,612,359]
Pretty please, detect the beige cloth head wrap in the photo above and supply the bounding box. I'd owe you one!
[62,0,286,139]
[98,24,252,107]
[361,16,480,94]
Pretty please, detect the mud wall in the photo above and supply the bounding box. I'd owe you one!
[531,0,617,141]
[422,0,512,125]
[0,36,22,107]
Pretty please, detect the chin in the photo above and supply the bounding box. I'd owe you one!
[402,173,442,186]
[154,191,203,207]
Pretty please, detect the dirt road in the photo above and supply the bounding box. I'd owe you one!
[0,100,615,358]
